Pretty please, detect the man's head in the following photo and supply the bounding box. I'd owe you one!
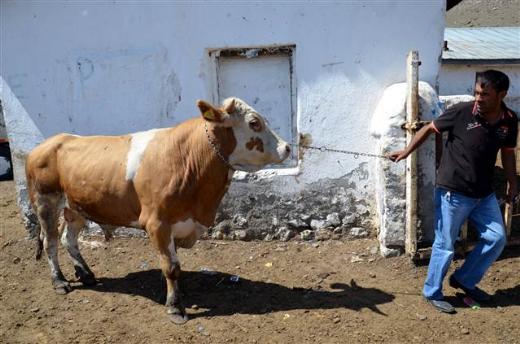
[474,70,509,115]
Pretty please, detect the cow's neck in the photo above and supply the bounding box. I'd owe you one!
[201,121,237,173]
[163,119,237,225]
[197,121,237,223]
[203,121,236,171]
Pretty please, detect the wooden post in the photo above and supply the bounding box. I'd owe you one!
[460,221,468,242]
[504,202,513,237]
[457,221,469,257]
[405,51,420,256]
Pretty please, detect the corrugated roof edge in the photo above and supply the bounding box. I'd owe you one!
[442,59,520,65]
[442,27,520,63]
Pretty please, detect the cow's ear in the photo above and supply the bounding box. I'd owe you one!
[197,100,219,121]
[197,100,233,126]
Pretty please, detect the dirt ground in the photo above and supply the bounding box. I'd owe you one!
[0,181,519,344]
[446,0,520,27]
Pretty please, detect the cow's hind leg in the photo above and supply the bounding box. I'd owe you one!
[36,193,71,294]
[60,208,96,286]
[148,222,187,324]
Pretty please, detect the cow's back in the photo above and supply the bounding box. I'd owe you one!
[26,133,141,225]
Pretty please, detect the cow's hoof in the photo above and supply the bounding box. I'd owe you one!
[53,280,71,295]
[167,307,188,325]
[169,313,189,325]
[74,267,97,286]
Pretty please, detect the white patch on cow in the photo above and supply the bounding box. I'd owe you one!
[125,129,161,181]
[170,218,207,240]
[167,229,185,270]
[45,239,61,276]
[61,226,83,268]
[168,229,177,260]
[60,226,70,248]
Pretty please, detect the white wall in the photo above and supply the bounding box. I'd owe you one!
[440,64,520,114]
[1,1,445,245]
[0,114,6,139]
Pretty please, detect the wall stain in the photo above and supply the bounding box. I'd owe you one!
[77,58,94,81]
[161,71,181,120]
[299,133,313,159]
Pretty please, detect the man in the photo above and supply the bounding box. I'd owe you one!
[388,70,517,313]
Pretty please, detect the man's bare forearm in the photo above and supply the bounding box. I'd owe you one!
[501,149,517,199]
[388,123,436,162]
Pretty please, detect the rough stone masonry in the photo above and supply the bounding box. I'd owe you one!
[214,163,375,243]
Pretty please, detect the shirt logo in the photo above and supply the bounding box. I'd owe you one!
[496,126,509,139]
[466,121,481,131]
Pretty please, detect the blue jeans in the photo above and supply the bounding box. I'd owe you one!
[423,188,506,300]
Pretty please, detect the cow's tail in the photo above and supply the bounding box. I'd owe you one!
[35,224,43,260]
[26,175,43,260]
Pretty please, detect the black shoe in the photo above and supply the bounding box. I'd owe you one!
[449,275,491,303]
[425,298,456,314]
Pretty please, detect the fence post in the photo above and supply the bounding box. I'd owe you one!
[405,50,420,256]
[504,202,513,237]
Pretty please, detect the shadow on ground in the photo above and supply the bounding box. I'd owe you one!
[442,284,520,310]
[77,270,395,318]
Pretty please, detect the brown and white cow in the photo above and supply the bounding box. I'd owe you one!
[25,98,290,324]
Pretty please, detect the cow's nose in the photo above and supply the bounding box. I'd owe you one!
[285,144,291,154]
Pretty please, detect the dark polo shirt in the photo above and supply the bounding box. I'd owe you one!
[432,101,518,198]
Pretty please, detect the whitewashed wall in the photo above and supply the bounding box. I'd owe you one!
[1,1,445,250]
[0,116,6,139]
[440,64,520,114]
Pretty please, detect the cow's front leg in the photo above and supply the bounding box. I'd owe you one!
[162,244,187,325]
[149,223,188,324]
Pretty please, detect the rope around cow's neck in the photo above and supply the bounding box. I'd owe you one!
[204,122,236,171]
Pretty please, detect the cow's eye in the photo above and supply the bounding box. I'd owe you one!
[249,119,262,132]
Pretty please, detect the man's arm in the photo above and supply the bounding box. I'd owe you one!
[387,122,437,162]
[501,148,517,203]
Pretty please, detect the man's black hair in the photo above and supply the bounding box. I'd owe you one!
[475,70,510,93]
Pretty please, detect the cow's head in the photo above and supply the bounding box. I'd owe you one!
[197,98,291,172]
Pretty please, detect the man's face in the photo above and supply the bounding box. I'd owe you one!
[474,82,506,115]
